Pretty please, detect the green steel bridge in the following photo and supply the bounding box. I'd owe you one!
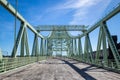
[0,0,120,79]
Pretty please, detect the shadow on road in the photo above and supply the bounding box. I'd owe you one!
[62,60,96,80]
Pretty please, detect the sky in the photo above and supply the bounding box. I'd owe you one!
[0,0,120,55]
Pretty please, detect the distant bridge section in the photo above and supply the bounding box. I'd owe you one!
[35,25,87,31]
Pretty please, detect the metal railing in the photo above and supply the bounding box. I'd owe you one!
[0,56,46,73]
[69,56,120,71]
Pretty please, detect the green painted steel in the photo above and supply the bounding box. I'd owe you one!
[40,38,43,56]
[78,38,83,60]
[35,25,87,31]
[0,0,43,38]
[0,0,120,73]
[0,48,2,62]
[101,24,108,66]
[0,57,46,73]
[11,22,25,57]
[102,22,120,68]
[86,35,94,63]
[32,34,39,56]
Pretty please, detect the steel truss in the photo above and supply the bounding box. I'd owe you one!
[0,0,120,71]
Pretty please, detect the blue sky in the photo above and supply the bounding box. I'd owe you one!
[0,0,120,55]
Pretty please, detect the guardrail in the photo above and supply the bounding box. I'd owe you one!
[68,56,120,71]
[0,56,46,73]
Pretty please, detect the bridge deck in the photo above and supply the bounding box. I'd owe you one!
[0,58,120,80]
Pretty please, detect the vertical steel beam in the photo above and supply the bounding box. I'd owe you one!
[11,22,25,57]
[61,39,62,56]
[40,38,43,56]
[73,38,76,55]
[24,28,30,57]
[87,34,94,63]
[70,39,73,56]
[94,27,102,64]
[68,39,72,57]
[95,27,102,64]
[46,39,48,56]
[72,38,74,56]
[36,35,39,56]
[74,38,77,55]
[32,34,39,56]
[76,39,79,56]
[20,27,25,57]
[78,38,83,60]
[100,24,108,66]
[39,38,41,56]
[84,34,93,63]
[102,22,120,68]
[44,39,47,56]
[20,27,30,57]
[0,48,3,62]
[32,34,36,56]
[84,35,88,62]
[42,39,45,56]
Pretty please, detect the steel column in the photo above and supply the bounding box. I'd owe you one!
[24,28,30,57]
[20,27,30,57]
[74,38,77,55]
[102,22,120,68]
[40,38,43,56]
[11,22,25,57]
[95,27,103,64]
[78,38,83,60]
[32,34,39,56]
[87,34,94,63]
[0,48,2,62]
[100,24,108,66]
[20,27,25,57]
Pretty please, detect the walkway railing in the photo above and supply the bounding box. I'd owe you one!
[0,56,46,73]
[69,56,120,73]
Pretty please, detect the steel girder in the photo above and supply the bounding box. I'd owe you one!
[0,0,120,70]
[77,4,120,38]
[102,22,120,68]
[0,0,43,38]
[40,38,43,56]
[0,48,2,62]
[35,25,87,31]
[20,27,30,57]
[74,3,120,68]
[0,0,44,57]
[11,22,26,57]
[83,34,94,63]
[32,34,39,57]
[78,38,81,59]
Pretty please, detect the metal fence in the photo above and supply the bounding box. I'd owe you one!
[0,56,46,73]
[69,56,120,72]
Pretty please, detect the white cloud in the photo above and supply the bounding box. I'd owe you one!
[49,0,111,25]
[56,0,99,9]
[18,0,111,25]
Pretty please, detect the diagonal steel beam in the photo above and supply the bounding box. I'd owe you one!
[78,4,120,38]
[0,0,43,38]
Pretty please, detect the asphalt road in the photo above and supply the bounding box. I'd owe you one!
[0,58,120,80]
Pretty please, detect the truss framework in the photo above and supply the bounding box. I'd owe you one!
[0,0,120,70]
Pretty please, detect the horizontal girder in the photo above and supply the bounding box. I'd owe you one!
[35,25,87,31]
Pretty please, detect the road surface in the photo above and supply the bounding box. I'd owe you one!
[0,58,120,80]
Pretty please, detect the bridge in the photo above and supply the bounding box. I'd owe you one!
[0,0,120,80]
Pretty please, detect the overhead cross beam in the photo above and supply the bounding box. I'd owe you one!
[35,25,87,31]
